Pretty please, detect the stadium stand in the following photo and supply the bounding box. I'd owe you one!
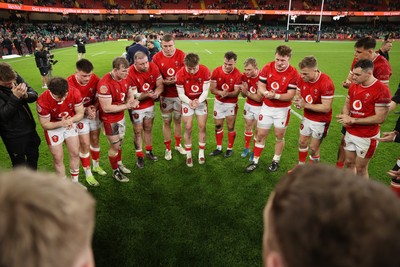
[0,19,398,53]
[4,0,394,10]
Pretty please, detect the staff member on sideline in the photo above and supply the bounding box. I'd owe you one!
[76,33,86,60]
[0,62,41,169]
[34,42,50,89]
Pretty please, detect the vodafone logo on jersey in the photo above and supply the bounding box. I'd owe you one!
[167,68,175,76]
[83,96,91,105]
[249,86,256,94]
[270,82,279,91]
[305,95,313,104]
[222,83,229,90]
[142,83,150,91]
[352,100,362,111]
[191,85,199,93]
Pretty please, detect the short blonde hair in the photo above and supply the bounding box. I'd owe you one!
[112,56,129,70]
[244,57,257,68]
[0,168,96,267]
[298,56,317,69]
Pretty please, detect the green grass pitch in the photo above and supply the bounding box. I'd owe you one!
[1,39,399,266]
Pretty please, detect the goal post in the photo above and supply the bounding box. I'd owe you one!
[285,0,325,42]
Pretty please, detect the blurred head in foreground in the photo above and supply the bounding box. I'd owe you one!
[0,168,96,267]
[263,164,400,267]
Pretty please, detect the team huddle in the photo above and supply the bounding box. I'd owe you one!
[0,34,395,188]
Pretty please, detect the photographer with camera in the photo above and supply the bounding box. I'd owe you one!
[34,42,49,89]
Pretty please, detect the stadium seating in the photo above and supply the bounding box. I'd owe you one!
[13,0,393,11]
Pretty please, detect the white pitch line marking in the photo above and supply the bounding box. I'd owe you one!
[92,51,106,57]
[290,109,304,120]
[205,49,212,54]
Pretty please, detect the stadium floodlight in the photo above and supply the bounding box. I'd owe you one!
[333,14,345,20]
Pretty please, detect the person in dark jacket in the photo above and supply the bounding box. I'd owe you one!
[24,35,33,54]
[126,34,149,65]
[376,34,392,61]
[2,36,13,55]
[34,42,49,88]
[0,62,41,169]
[376,114,400,193]
[12,36,23,56]
[147,40,159,61]
[75,33,86,60]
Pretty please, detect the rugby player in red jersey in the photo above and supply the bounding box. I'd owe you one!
[176,53,211,167]
[67,59,105,186]
[245,45,300,173]
[289,56,335,171]
[37,77,85,187]
[152,34,186,160]
[337,59,391,178]
[337,37,392,169]
[209,51,242,158]
[127,51,163,169]
[240,57,262,159]
[97,57,139,182]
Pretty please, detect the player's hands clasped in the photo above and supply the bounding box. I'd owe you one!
[86,105,97,120]
[293,96,305,109]
[189,99,199,109]
[336,114,354,126]
[61,115,74,129]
